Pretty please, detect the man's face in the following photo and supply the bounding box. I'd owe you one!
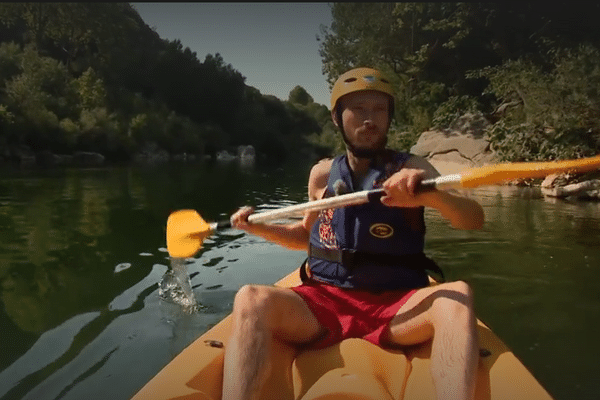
[334,90,390,152]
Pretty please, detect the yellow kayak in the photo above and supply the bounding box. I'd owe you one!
[132,268,554,400]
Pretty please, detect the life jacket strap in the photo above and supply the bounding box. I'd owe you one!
[308,244,445,282]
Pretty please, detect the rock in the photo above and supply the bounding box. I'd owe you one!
[411,113,495,175]
[541,173,600,200]
[36,150,61,167]
[448,112,491,137]
[237,145,256,168]
[73,151,105,166]
[237,145,255,159]
[172,153,188,162]
[541,173,569,189]
[57,154,74,165]
[19,154,36,167]
[216,150,237,162]
[10,145,36,167]
[133,142,170,164]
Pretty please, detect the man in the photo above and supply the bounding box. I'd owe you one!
[223,67,485,400]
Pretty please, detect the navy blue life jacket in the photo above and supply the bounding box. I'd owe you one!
[306,151,443,291]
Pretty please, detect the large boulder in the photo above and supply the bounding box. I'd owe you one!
[237,145,255,159]
[237,145,256,168]
[410,113,496,175]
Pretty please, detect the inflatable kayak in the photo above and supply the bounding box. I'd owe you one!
[132,268,554,400]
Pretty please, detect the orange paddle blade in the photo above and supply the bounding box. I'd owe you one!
[166,210,214,258]
[460,154,600,188]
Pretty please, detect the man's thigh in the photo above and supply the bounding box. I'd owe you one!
[381,281,472,346]
[236,284,324,345]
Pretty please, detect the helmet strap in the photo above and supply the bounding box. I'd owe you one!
[335,106,389,160]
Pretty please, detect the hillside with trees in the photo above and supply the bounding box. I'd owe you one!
[0,3,328,166]
[3,3,600,166]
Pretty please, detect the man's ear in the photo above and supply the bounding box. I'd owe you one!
[331,109,339,128]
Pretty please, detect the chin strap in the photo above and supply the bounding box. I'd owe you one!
[336,108,389,159]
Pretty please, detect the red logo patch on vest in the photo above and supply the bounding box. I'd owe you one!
[369,223,394,239]
[318,208,338,248]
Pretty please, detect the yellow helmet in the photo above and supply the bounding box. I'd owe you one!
[330,67,395,111]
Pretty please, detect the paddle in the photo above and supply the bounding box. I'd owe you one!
[166,154,600,258]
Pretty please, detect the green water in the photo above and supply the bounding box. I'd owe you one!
[0,160,599,400]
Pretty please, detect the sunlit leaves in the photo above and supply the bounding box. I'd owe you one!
[75,67,106,109]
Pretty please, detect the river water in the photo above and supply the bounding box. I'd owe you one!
[0,159,599,400]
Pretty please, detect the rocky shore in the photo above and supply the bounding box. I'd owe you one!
[410,113,600,201]
[0,143,256,168]
[3,118,598,201]
[1,145,109,167]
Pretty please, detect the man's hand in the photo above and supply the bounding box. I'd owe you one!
[380,168,436,208]
[230,206,254,229]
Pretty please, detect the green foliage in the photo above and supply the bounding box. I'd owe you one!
[0,3,327,164]
[319,2,600,161]
[472,43,600,161]
[387,127,421,153]
[288,85,313,106]
[483,121,596,162]
[432,95,481,129]
[0,103,15,141]
[0,42,22,86]
[75,67,106,109]
[6,2,599,164]
[306,120,345,156]
[0,103,14,122]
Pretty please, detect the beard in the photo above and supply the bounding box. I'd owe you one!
[344,133,388,159]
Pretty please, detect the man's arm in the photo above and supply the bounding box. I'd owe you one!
[229,159,332,250]
[380,155,484,230]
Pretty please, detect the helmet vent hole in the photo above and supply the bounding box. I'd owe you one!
[380,79,390,84]
[344,77,357,83]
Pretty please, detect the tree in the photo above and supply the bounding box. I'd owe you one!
[288,85,313,106]
[0,3,139,72]
[318,2,600,142]
[0,3,325,164]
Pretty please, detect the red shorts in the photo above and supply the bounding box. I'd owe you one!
[290,280,418,350]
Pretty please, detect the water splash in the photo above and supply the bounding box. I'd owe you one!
[158,258,201,313]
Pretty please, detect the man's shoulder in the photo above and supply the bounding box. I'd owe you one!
[308,157,335,200]
[310,157,335,178]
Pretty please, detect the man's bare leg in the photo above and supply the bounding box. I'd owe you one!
[384,280,478,400]
[222,284,322,400]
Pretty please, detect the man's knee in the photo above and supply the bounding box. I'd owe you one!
[233,284,274,320]
[448,280,474,304]
[432,280,475,326]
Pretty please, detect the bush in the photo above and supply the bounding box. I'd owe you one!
[471,43,600,161]
[484,120,597,162]
[432,95,481,129]
[387,128,421,153]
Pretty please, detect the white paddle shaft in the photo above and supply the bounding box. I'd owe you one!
[247,189,376,224]
[243,175,462,224]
